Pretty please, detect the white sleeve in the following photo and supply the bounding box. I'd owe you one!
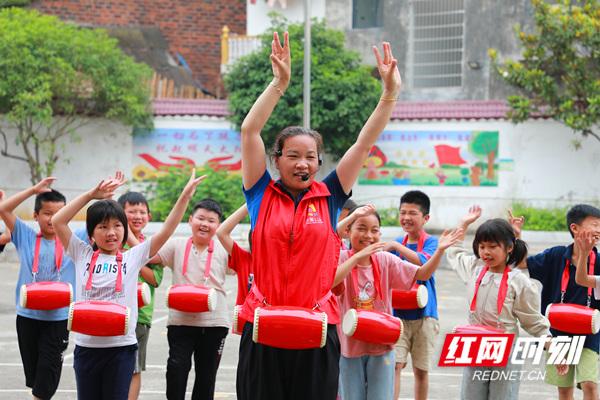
[512,275,551,337]
[445,243,480,284]
[66,234,91,265]
[124,238,152,275]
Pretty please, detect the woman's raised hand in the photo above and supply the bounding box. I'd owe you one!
[373,42,402,98]
[270,31,291,89]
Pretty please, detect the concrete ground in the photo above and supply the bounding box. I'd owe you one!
[0,235,581,399]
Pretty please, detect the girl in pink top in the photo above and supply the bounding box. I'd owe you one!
[334,205,461,400]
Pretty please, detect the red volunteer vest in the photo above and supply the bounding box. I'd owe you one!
[240,180,342,324]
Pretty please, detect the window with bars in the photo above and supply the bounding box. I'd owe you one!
[352,0,383,29]
[409,0,465,88]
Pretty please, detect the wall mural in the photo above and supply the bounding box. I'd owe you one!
[132,128,242,181]
[359,130,510,186]
[133,128,512,187]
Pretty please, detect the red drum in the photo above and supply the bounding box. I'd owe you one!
[19,282,73,310]
[452,324,505,334]
[166,285,217,313]
[391,285,428,310]
[68,301,130,336]
[252,306,328,350]
[137,282,151,308]
[232,305,246,335]
[342,309,403,345]
[546,303,600,335]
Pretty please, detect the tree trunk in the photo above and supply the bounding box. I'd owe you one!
[486,151,495,180]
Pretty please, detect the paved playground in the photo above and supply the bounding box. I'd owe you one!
[0,251,570,399]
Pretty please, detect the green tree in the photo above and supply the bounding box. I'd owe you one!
[489,0,600,148]
[0,8,152,184]
[148,165,245,222]
[0,0,31,7]
[468,131,498,180]
[224,17,381,158]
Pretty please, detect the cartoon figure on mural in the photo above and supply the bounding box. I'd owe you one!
[359,130,510,187]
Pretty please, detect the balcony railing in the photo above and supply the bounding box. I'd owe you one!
[220,25,263,74]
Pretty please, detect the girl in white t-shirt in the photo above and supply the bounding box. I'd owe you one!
[53,171,205,400]
[334,205,461,400]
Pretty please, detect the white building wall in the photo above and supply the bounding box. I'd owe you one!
[2,115,599,230]
[0,119,131,220]
[247,0,326,35]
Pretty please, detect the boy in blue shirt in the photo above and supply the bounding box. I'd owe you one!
[385,190,438,400]
[520,204,600,400]
[0,178,75,400]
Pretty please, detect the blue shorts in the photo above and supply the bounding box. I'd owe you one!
[73,344,137,400]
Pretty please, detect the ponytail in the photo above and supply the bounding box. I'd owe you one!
[507,238,528,266]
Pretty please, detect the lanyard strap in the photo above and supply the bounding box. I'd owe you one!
[402,231,430,290]
[182,238,214,283]
[32,233,63,276]
[402,231,429,253]
[562,251,595,306]
[349,250,383,304]
[470,266,509,317]
[85,250,123,292]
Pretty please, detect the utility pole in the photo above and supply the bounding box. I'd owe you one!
[303,0,311,129]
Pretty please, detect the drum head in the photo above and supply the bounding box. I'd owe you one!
[139,282,151,307]
[342,309,359,337]
[593,310,600,334]
[416,285,428,308]
[19,284,27,308]
[207,288,218,311]
[67,302,75,331]
[232,305,241,334]
[252,307,262,343]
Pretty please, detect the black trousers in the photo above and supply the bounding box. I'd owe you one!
[236,322,341,400]
[16,316,69,400]
[166,325,228,400]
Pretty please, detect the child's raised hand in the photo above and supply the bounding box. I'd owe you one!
[32,177,57,194]
[574,230,596,255]
[381,241,400,253]
[438,228,464,250]
[373,42,401,97]
[508,210,525,238]
[270,31,291,88]
[181,170,207,199]
[90,171,127,200]
[353,204,376,219]
[461,205,482,226]
[0,190,4,201]
[354,242,386,260]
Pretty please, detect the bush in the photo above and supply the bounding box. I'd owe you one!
[512,203,568,232]
[378,207,400,227]
[147,166,245,222]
